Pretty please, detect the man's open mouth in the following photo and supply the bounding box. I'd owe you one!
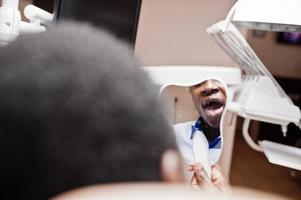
[202,98,224,110]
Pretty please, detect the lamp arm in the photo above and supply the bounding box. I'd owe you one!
[24,4,53,25]
[20,21,46,33]
[2,0,19,9]
[242,118,263,152]
[223,1,239,32]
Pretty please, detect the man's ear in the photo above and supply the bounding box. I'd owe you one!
[160,150,184,182]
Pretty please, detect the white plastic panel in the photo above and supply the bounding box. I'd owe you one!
[260,140,301,171]
[233,0,301,32]
[143,66,241,86]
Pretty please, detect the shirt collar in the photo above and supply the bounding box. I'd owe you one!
[190,117,202,139]
[209,136,221,149]
[190,117,221,149]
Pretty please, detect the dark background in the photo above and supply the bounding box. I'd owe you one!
[33,0,142,44]
[258,77,301,147]
[277,32,301,45]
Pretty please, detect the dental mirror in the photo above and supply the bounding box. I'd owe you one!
[160,78,228,179]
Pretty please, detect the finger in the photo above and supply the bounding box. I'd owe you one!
[195,169,206,181]
[212,164,221,170]
[190,175,198,185]
[194,162,203,171]
[190,174,202,190]
[212,178,221,186]
[193,163,210,181]
[212,180,225,191]
[211,171,219,182]
[194,172,211,189]
[211,165,224,182]
[188,165,194,171]
[211,167,225,190]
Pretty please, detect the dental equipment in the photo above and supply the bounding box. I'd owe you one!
[0,0,52,45]
[223,0,301,32]
[206,0,301,170]
[144,0,301,170]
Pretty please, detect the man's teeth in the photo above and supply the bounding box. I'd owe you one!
[203,101,223,110]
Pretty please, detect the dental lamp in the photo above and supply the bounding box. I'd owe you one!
[0,0,52,45]
[223,0,301,32]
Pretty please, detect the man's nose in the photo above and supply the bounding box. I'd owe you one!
[201,87,220,96]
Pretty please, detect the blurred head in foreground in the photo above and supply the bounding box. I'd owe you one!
[0,21,182,199]
[52,183,288,200]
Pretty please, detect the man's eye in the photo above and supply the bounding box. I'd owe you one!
[202,90,209,96]
[202,88,219,96]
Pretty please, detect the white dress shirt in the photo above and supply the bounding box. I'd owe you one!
[173,120,221,165]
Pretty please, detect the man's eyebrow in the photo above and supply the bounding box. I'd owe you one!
[218,86,227,97]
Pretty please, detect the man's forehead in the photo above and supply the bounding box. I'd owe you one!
[191,79,221,89]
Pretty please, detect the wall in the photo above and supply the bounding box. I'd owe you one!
[160,85,199,124]
[135,0,237,66]
[247,31,301,79]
